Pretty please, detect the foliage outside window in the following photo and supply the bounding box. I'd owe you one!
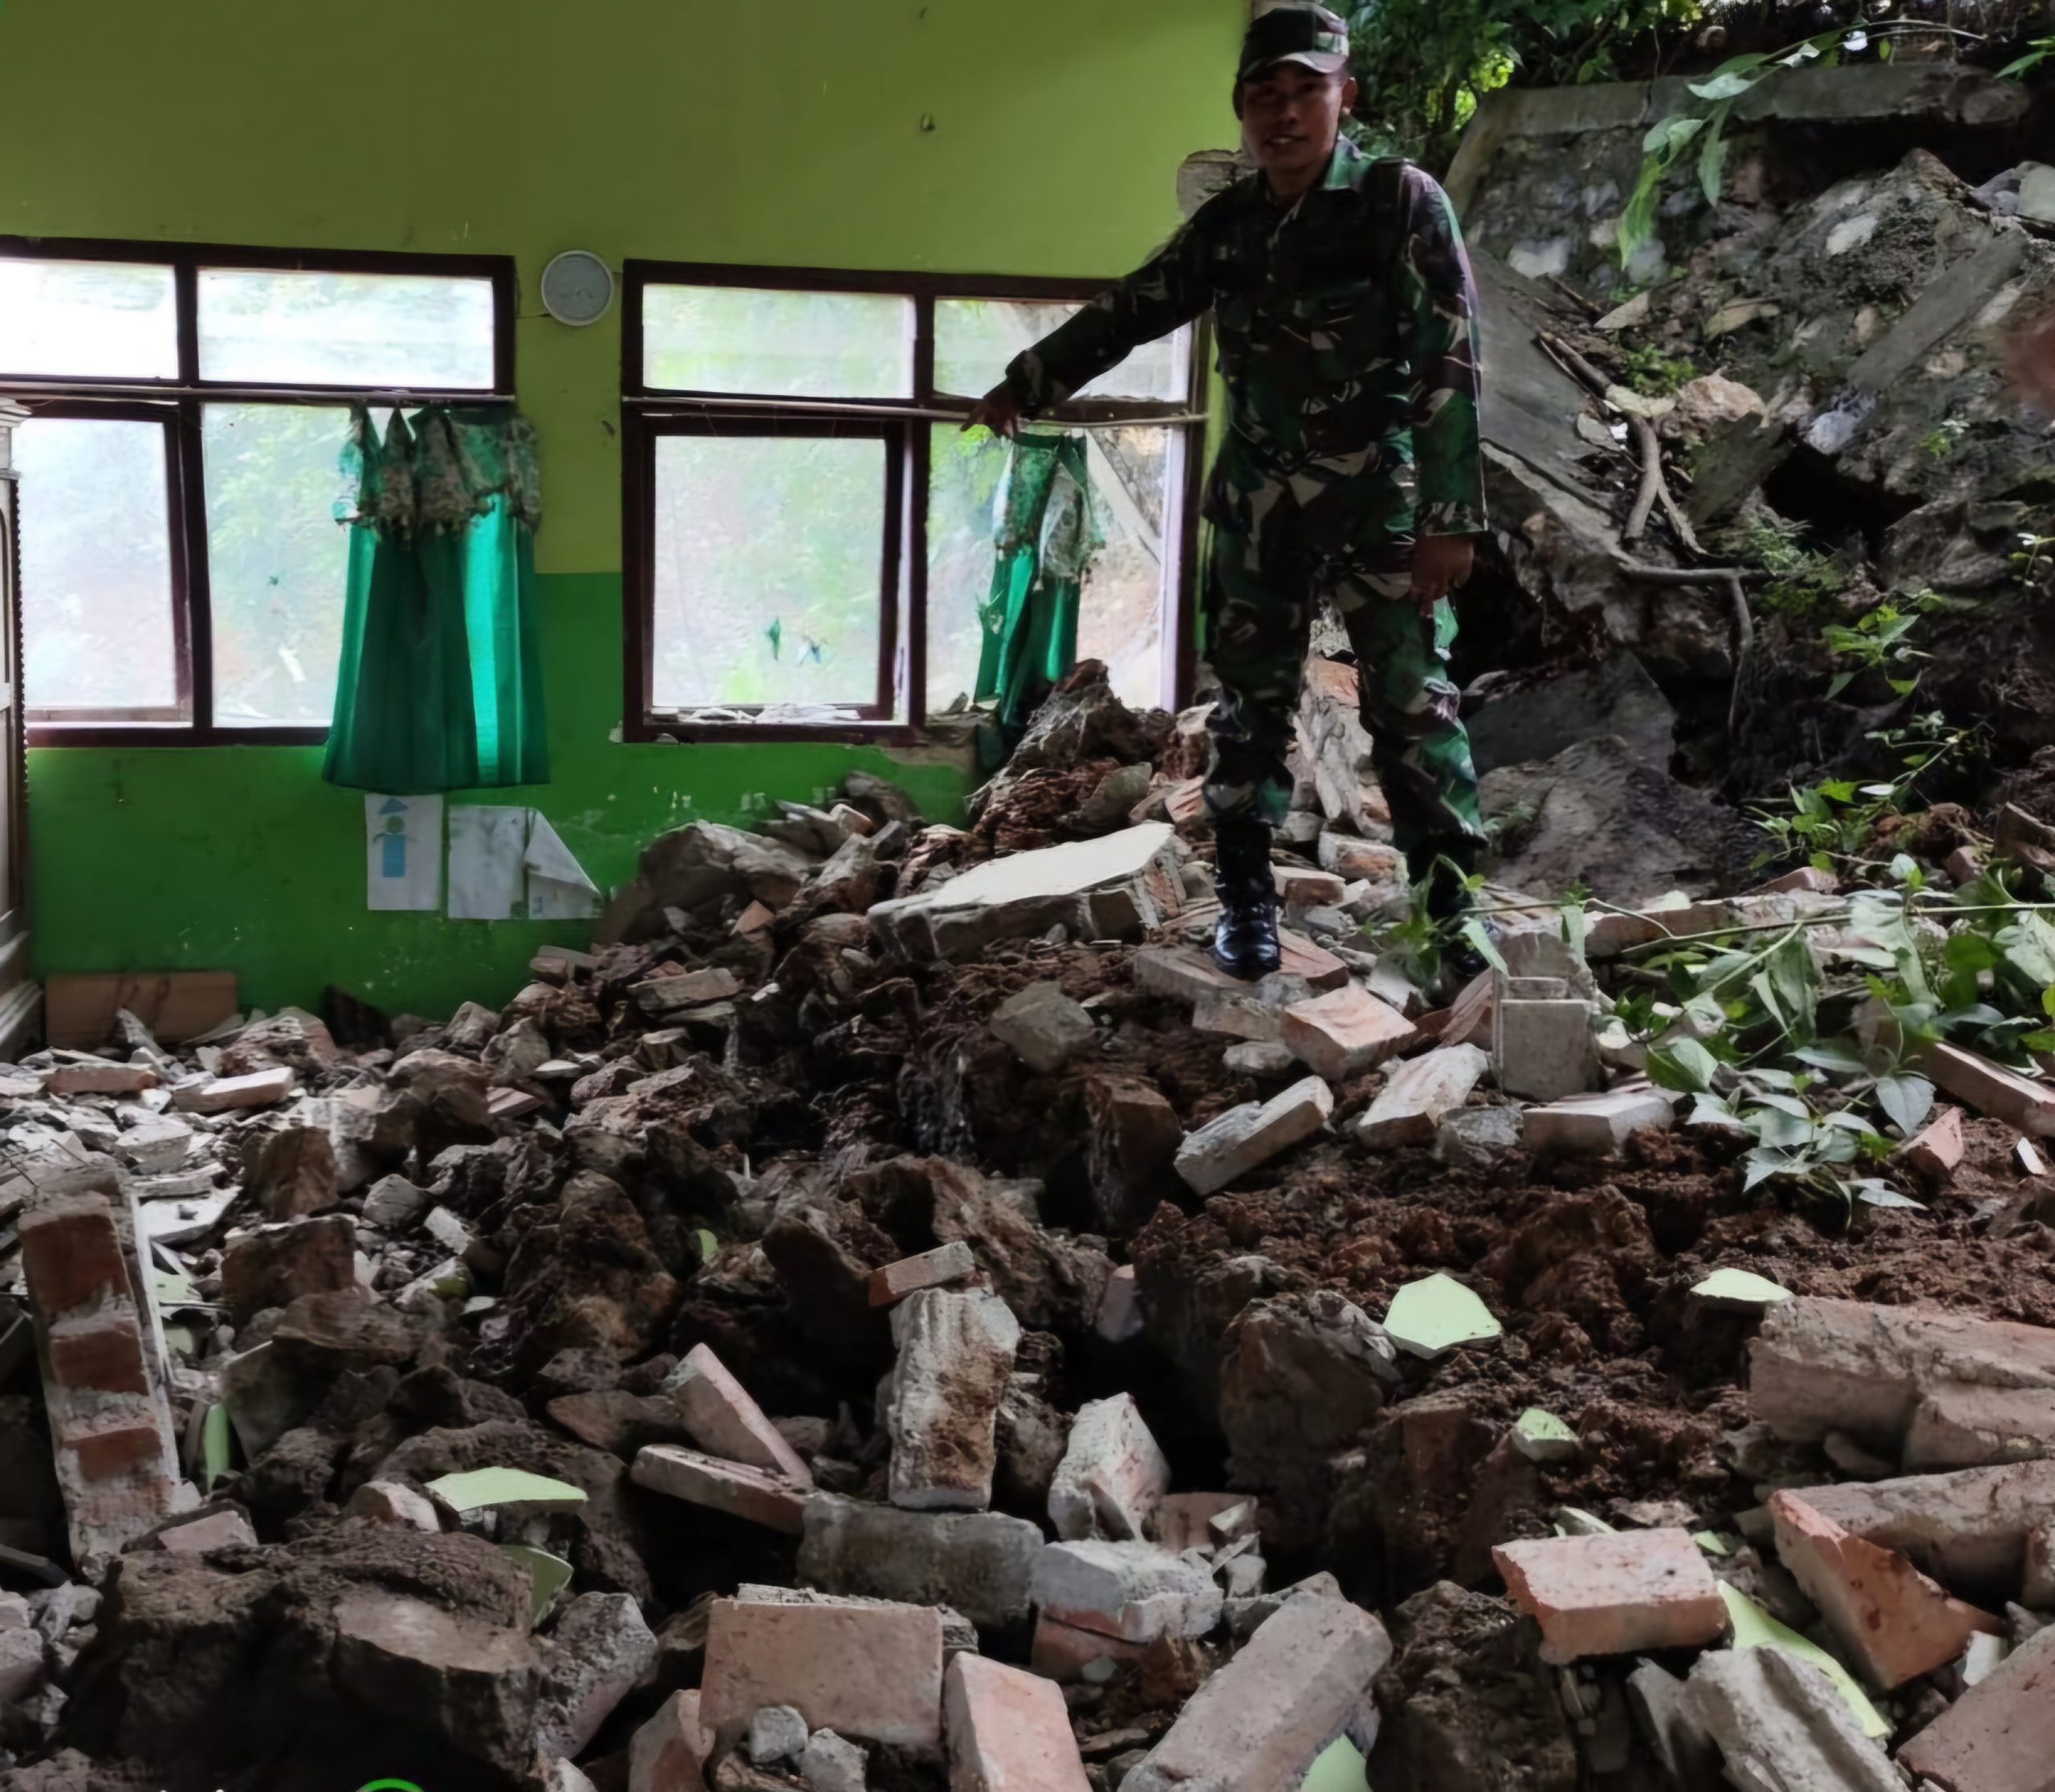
[621,267,1204,740]
[0,242,513,743]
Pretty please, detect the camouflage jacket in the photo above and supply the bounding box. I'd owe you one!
[1005,139,1487,549]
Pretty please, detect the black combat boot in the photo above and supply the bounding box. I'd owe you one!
[1211,818,1283,980]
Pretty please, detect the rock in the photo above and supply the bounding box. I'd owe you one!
[1750,1297,2055,1465]
[535,1591,659,1758]
[1678,1647,1900,1792]
[1355,1046,1489,1149]
[1122,1593,1391,1792]
[41,1061,157,1098]
[1084,1076,1182,1236]
[630,1690,714,1792]
[1317,833,1404,884]
[1479,737,1744,906]
[546,1389,693,1458]
[633,1445,808,1533]
[868,1242,977,1307]
[747,1704,811,1765]
[988,984,1097,1075]
[701,1589,945,1755]
[1768,1489,2002,1689]
[2028,1521,2055,1607]
[1219,1292,1398,1485]
[641,821,820,916]
[886,1286,1022,1512]
[0,1607,43,1703]
[995,1374,1069,1515]
[1047,1395,1169,1543]
[634,968,747,1016]
[360,1173,430,1230]
[1278,985,1418,1081]
[1492,1529,1729,1664]
[1522,1089,1673,1155]
[249,1120,339,1220]
[1095,1265,1143,1343]
[1495,1000,1601,1102]
[153,1509,258,1554]
[1174,1076,1333,1196]
[798,1493,1044,1631]
[1436,1104,1524,1166]
[344,1480,442,1532]
[869,825,1184,964]
[800,1729,868,1792]
[1030,1539,1223,1643]
[667,1344,815,1486]
[1465,653,1675,778]
[170,1066,297,1113]
[1898,1620,2055,1791]
[219,1214,357,1324]
[943,1653,1091,1792]
[1225,1040,1297,1077]
[1778,1462,2055,1606]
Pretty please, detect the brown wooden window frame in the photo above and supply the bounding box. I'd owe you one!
[621,261,1210,745]
[0,237,519,748]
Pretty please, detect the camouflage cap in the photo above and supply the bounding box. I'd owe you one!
[1238,4,1352,83]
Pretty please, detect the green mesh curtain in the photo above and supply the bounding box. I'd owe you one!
[976,433,1102,756]
[322,405,550,794]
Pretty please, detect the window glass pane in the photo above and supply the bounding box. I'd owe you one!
[0,259,179,379]
[927,425,1174,715]
[16,417,180,714]
[197,269,497,388]
[934,300,1190,403]
[651,434,886,713]
[203,405,353,726]
[643,287,914,398]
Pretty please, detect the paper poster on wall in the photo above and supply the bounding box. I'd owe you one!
[524,813,601,920]
[446,807,602,921]
[365,794,445,912]
[447,806,529,920]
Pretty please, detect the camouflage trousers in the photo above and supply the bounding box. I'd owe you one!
[1199,527,1486,861]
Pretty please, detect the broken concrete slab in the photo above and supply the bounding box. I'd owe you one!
[1898,1622,2055,1792]
[870,825,1184,964]
[944,1651,1091,1792]
[1495,999,1602,1102]
[1032,1538,1223,1643]
[1677,1647,1901,1792]
[747,1704,810,1765]
[799,1493,1044,1631]
[632,1446,808,1533]
[1750,1297,2055,1466]
[1354,1046,1490,1150]
[1522,1089,1675,1155]
[988,983,1097,1074]
[1174,1076,1333,1196]
[169,1066,296,1113]
[1278,984,1419,1082]
[41,1061,157,1098]
[633,967,746,1017]
[1493,1529,1728,1664]
[1047,1394,1170,1542]
[1121,1593,1392,1792]
[701,1590,945,1755]
[886,1285,1021,1512]
[869,1241,977,1307]
[800,1729,867,1792]
[1769,1489,2002,1688]
[1465,653,1676,779]
[1904,1382,2055,1472]
[667,1343,815,1487]
[1437,1103,1524,1166]
[1780,1461,2055,1604]
[535,1590,659,1759]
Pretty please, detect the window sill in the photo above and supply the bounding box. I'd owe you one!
[27,723,329,749]
[626,717,919,747]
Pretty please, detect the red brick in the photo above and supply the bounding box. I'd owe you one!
[63,1411,165,1483]
[47,1309,148,1395]
[18,1196,132,1317]
[1493,1529,1728,1664]
[944,1653,1092,1792]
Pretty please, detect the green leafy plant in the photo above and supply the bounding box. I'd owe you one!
[1621,344,1699,397]
[1921,417,1970,461]
[2000,35,2055,76]
[1717,512,1845,618]
[1819,593,1940,699]
[1752,715,1979,870]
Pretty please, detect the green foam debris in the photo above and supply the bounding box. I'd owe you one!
[428,1467,588,1514]
[1384,1272,1502,1358]
[500,1543,575,1625]
[1691,1268,1793,1309]
[1692,1530,1731,1556]
[1512,1407,1579,1462]
[1716,1582,1887,1737]
[1300,1736,1366,1792]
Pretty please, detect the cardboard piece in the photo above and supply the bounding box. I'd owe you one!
[45,971,238,1051]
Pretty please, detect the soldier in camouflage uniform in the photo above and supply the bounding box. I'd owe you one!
[970,2,1489,980]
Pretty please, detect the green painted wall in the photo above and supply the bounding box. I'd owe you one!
[0,0,1244,1016]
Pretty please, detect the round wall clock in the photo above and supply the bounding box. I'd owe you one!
[539,250,615,327]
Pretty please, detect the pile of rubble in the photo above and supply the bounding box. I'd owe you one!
[0,656,2050,1792]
